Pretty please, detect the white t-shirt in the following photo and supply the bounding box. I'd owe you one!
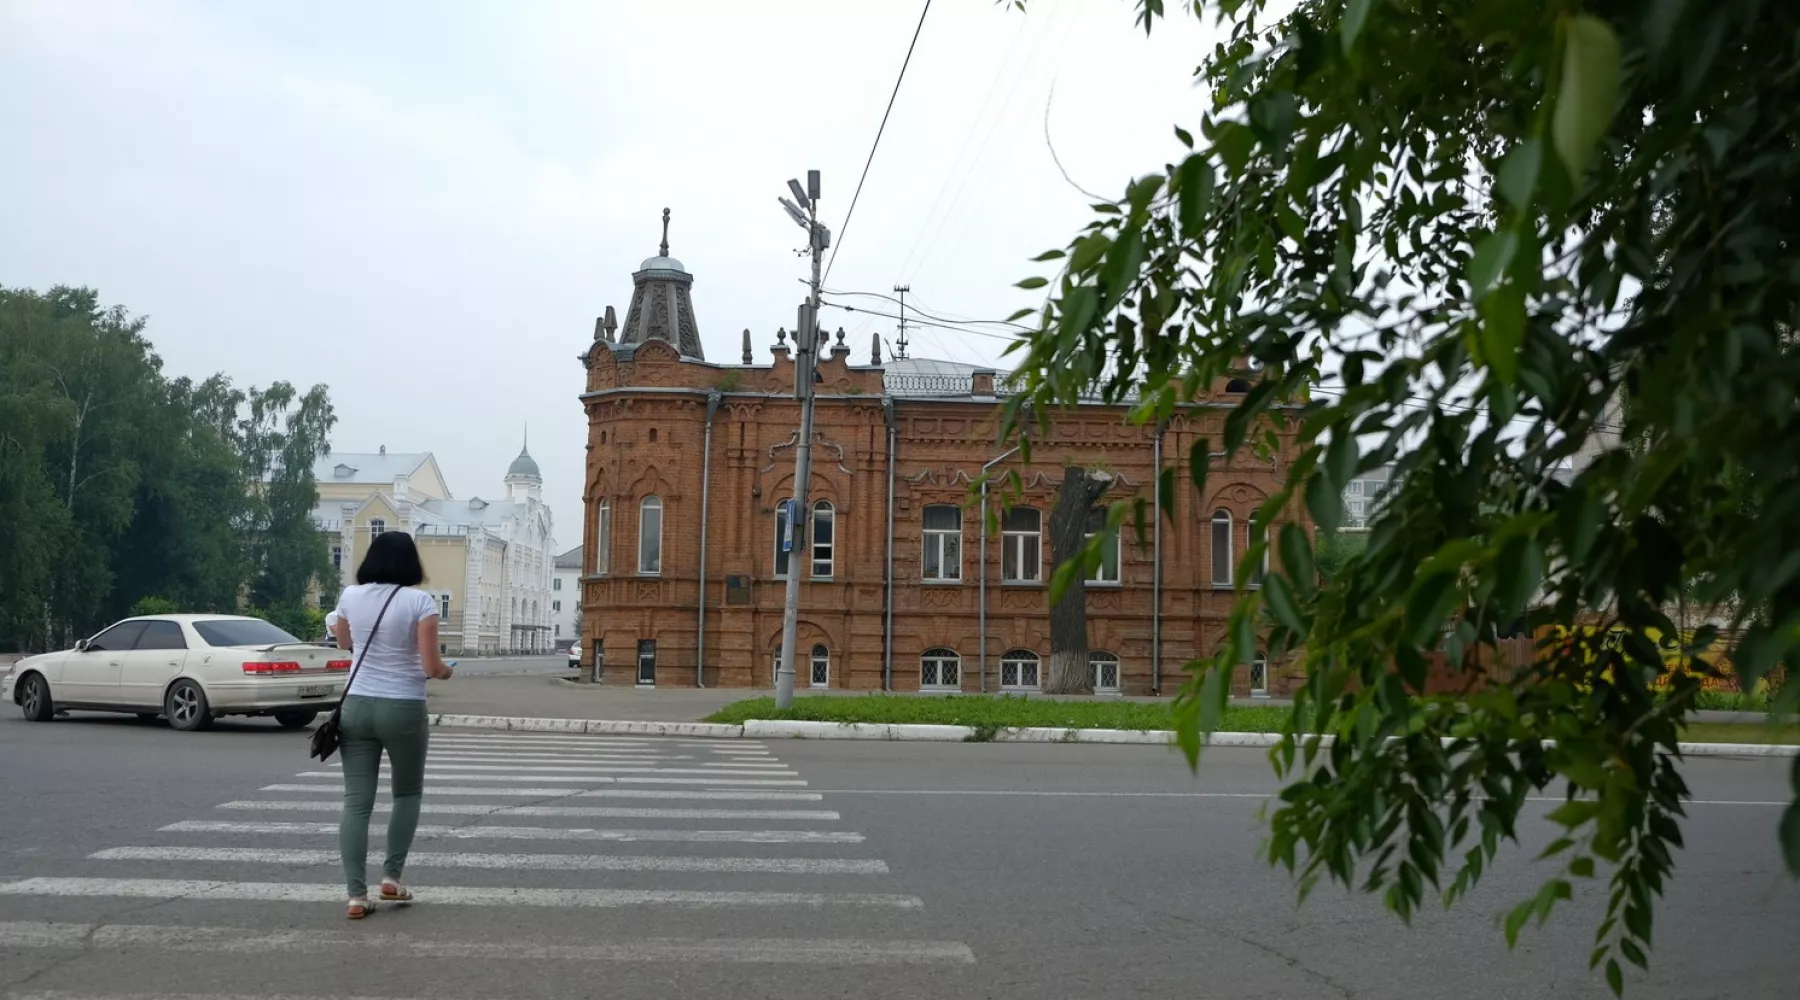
[332,584,440,701]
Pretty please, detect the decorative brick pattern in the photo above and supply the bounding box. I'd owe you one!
[579,339,1310,698]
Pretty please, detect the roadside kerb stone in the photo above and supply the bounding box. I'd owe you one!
[426,714,1800,756]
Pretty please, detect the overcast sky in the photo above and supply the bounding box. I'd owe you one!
[1,0,1215,546]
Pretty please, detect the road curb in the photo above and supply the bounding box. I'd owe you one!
[429,714,743,739]
[426,714,1800,756]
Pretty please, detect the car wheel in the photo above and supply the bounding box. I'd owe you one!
[274,710,318,730]
[19,674,54,722]
[165,680,214,732]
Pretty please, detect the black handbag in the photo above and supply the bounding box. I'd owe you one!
[309,585,401,762]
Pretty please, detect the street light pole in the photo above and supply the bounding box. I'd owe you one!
[775,170,826,710]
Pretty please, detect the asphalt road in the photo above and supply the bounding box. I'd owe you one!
[1,710,1795,1000]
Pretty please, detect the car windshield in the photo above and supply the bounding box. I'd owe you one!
[190,619,301,648]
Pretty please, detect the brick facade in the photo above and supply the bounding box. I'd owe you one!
[578,324,1310,698]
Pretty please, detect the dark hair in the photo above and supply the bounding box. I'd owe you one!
[356,531,425,587]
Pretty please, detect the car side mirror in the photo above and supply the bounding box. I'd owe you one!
[74,639,89,652]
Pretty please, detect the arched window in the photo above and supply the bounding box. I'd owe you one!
[922,505,962,581]
[637,496,663,575]
[1249,651,1269,695]
[1001,507,1042,582]
[811,500,835,578]
[1210,509,1234,587]
[369,518,387,537]
[1090,651,1121,693]
[1000,649,1041,690]
[772,498,796,579]
[920,647,960,690]
[1225,378,1251,393]
[595,500,611,576]
[809,644,830,687]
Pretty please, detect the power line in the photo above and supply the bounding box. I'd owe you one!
[822,287,1034,331]
[824,0,934,285]
[820,301,1024,344]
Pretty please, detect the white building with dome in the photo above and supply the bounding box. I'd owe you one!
[306,441,559,655]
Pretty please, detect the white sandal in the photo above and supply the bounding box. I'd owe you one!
[379,877,413,902]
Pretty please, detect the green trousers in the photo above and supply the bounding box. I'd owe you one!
[338,695,430,897]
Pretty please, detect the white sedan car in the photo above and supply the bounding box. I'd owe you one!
[3,614,350,732]
[568,641,582,670]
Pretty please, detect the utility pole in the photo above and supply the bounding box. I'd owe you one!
[893,284,910,360]
[775,171,827,710]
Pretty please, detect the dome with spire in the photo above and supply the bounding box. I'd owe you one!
[506,442,540,480]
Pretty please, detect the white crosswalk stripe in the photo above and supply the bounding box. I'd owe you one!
[259,784,825,801]
[0,730,974,987]
[214,800,841,820]
[294,771,810,786]
[88,846,891,874]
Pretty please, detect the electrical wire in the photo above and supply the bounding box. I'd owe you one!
[822,287,1034,331]
[824,0,934,285]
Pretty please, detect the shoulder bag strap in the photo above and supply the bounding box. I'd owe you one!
[336,585,402,707]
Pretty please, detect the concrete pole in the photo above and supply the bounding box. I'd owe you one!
[775,173,824,711]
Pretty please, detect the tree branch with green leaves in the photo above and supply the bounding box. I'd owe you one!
[1000,0,1800,994]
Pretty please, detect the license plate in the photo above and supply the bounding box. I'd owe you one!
[298,684,332,698]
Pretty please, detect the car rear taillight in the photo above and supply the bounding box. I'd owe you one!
[242,661,303,675]
[326,660,351,671]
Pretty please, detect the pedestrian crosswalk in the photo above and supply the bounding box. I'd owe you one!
[0,730,975,997]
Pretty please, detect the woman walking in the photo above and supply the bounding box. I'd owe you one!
[329,531,454,919]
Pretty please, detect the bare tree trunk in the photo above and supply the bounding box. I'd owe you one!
[1045,465,1112,694]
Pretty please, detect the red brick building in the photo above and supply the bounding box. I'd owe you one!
[577,239,1307,696]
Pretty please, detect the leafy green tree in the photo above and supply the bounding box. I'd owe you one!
[1003,0,1799,992]
[0,285,337,651]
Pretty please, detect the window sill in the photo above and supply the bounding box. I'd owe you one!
[1085,580,1124,589]
[921,578,963,586]
[1001,580,1044,588]
[636,572,663,579]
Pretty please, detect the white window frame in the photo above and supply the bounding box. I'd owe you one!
[330,545,342,569]
[596,500,612,576]
[1210,509,1234,588]
[369,518,387,537]
[553,577,562,591]
[921,505,963,582]
[809,643,830,687]
[1090,650,1121,693]
[920,647,961,690]
[637,496,663,576]
[439,594,451,619]
[1001,507,1042,583]
[999,649,1041,690]
[811,500,835,579]
[552,600,562,613]
[1084,508,1121,585]
[1249,651,1270,696]
[772,498,796,580]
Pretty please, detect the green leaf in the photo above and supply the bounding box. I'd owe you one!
[1306,472,1343,535]
[1479,283,1526,385]
[1503,897,1534,947]
[1341,0,1375,50]
[1261,574,1308,634]
[1401,571,1459,648]
[1552,15,1622,181]
[1174,124,1194,149]
[1569,856,1595,878]
[1016,276,1049,290]
[1005,307,1035,323]
[1496,137,1543,212]
[1606,958,1624,997]
[1029,249,1067,262]
[1468,230,1519,301]
[1177,155,1216,238]
[1279,523,1316,586]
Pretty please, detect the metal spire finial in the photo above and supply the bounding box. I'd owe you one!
[659,208,671,257]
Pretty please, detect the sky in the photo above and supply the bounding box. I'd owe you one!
[0,0,1218,547]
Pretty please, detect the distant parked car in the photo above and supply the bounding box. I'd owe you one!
[3,614,349,732]
[568,641,581,670]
